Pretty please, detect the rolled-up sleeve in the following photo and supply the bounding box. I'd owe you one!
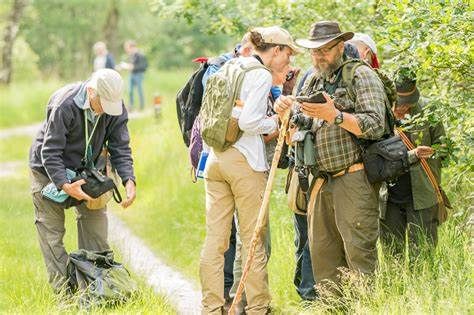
[238,70,277,135]
[352,65,387,140]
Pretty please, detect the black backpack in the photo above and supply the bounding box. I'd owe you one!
[176,56,227,147]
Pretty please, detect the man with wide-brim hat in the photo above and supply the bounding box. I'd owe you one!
[380,67,447,254]
[274,21,389,292]
[296,21,354,49]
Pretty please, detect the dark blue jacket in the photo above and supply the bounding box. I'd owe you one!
[29,82,135,189]
[105,53,115,69]
[131,52,147,74]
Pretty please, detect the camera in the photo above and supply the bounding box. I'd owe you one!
[291,113,313,131]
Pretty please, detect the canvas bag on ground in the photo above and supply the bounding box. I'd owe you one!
[200,59,269,151]
[67,249,137,308]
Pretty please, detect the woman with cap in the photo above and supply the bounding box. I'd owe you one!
[200,26,300,314]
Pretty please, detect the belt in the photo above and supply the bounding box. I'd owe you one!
[307,162,365,218]
[331,162,364,178]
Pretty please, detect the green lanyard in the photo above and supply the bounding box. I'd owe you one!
[83,110,101,168]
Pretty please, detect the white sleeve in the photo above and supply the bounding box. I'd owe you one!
[238,69,277,135]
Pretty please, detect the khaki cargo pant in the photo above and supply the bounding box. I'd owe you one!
[30,169,109,291]
[307,170,379,289]
[229,215,271,313]
[200,148,270,315]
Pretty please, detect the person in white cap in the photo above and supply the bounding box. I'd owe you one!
[349,32,380,68]
[29,68,136,292]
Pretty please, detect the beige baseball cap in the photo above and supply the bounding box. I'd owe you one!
[89,69,124,116]
[255,26,303,54]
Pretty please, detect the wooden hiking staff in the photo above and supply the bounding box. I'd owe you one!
[229,109,292,315]
[396,127,449,223]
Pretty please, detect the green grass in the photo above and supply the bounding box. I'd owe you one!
[0,173,175,314]
[0,80,61,128]
[0,135,33,162]
[1,70,472,313]
[120,111,474,312]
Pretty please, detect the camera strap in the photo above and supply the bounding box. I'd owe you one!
[83,110,101,168]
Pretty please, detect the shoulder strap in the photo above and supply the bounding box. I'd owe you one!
[341,60,395,136]
[233,62,270,99]
[397,128,444,206]
[340,59,367,101]
[83,110,101,167]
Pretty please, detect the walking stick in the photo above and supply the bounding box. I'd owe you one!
[229,109,291,314]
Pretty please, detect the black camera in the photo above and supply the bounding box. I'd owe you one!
[291,113,313,131]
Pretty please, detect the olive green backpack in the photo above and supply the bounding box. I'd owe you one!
[340,59,398,130]
[200,59,269,151]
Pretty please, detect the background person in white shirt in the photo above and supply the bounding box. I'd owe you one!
[200,26,300,314]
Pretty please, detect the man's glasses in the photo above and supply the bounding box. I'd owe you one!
[309,40,341,56]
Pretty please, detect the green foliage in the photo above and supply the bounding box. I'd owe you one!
[0,79,61,127]
[22,0,107,79]
[164,0,474,211]
[148,17,232,69]
[10,0,232,79]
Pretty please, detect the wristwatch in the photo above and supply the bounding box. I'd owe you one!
[334,111,344,125]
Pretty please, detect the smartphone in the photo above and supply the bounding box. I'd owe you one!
[296,92,326,104]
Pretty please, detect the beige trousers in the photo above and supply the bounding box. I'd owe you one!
[200,148,270,315]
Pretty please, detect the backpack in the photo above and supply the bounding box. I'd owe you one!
[340,59,398,132]
[176,57,227,147]
[67,249,136,309]
[200,59,269,151]
[340,60,410,183]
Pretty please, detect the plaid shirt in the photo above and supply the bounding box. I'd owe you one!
[301,64,387,172]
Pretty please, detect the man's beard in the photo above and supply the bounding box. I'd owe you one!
[314,51,344,78]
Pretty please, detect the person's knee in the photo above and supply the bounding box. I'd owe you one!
[200,235,230,264]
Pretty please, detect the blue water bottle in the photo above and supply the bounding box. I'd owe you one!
[196,150,209,179]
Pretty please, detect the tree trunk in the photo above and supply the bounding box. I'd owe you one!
[103,0,120,58]
[0,0,28,85]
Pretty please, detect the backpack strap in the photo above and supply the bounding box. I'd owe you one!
[340,60,395,137]
[340,59,367,101]
[233,62,270,103]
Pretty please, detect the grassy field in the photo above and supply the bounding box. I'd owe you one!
[1,69,472,313]
[0,174,174,314]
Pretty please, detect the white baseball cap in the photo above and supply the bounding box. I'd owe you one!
[89,69,124,116]
[351,33,378,54]
[254,26,303,54]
